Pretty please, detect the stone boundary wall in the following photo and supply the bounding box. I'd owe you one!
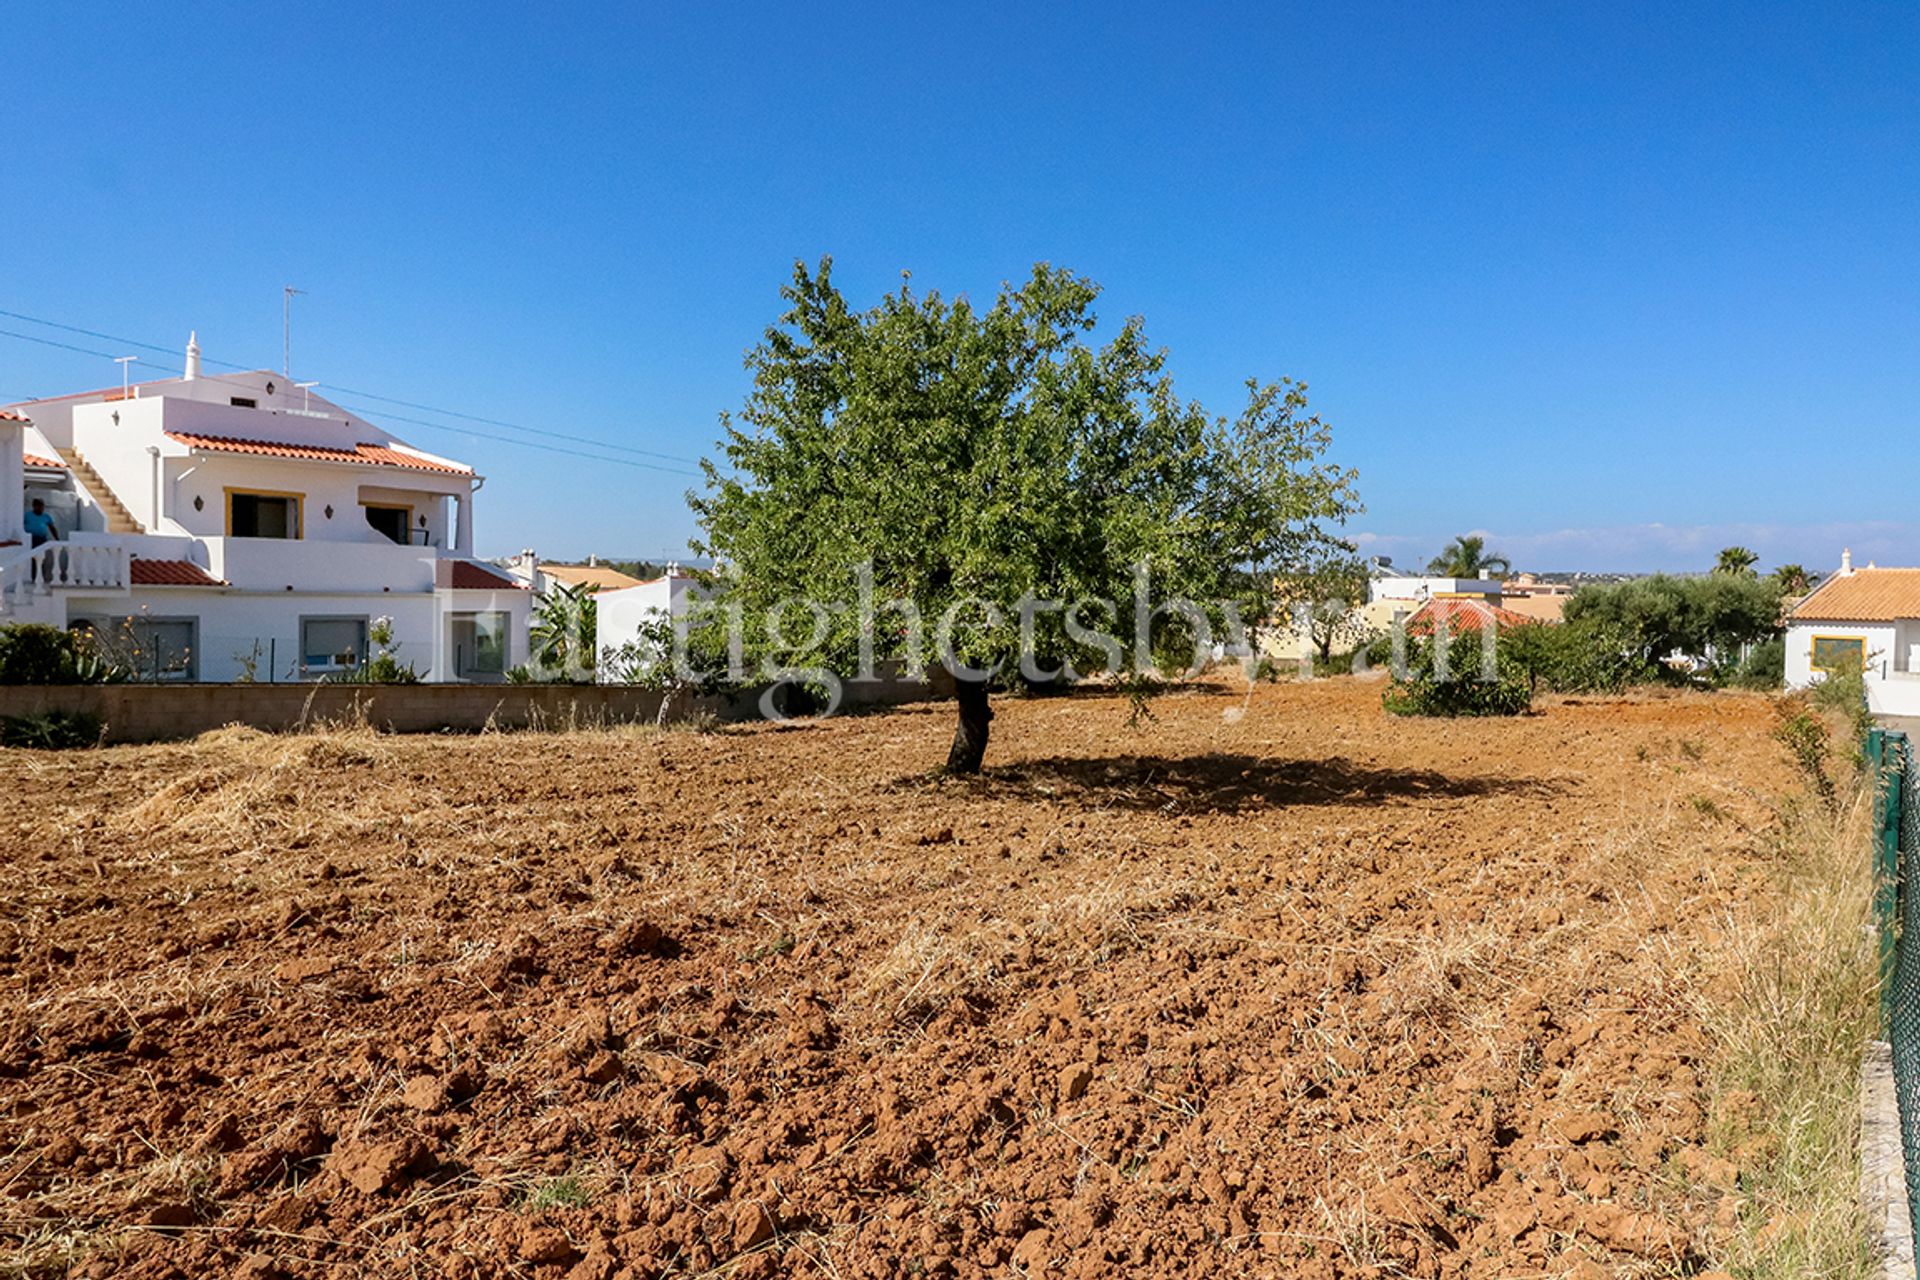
[0,667,951,744]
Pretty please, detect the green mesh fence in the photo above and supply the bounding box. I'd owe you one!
[1871,727,1920,1263]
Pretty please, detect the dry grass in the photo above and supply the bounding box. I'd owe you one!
[1698,769,1878,1278]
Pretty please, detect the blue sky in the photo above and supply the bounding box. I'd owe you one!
[1,2,1914,572]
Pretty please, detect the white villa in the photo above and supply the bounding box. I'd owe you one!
[593,566,708,683]
[0,336,531,682]
[1785,549,1920,716]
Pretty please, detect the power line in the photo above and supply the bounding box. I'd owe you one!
[0,326,706,475]
[0,305,708,467]
[327,401,702,477]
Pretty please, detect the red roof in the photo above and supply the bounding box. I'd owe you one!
[166,431,472,476]
[129,558,221,587]
[0,409,29,422]
[22,453,64,469]
[447,560,522,590]
[1405,596,1543,635]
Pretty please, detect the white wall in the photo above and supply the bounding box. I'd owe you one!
[68,399,469,545]
[594,576,707,682]
[1369,576,1502,605]
[1782,619,1920,716]
[59,588,440,683]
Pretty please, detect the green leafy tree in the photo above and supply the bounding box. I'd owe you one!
[1426,534,1511,579]
[1713,545,1759,576]
[693,259,1360,772]
[1274,550,1373,664]
[1562,573,1783,680]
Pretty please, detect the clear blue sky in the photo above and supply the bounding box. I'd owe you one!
[2,3,1914,572]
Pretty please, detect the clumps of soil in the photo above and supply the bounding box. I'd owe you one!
[0,680,1793,1277]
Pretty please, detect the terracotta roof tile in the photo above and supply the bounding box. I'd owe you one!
[129,558,221,587]
[22,453,64,469]
[1791,569,1920,622]
[0,409,29,422]
[1405,596,1544,635]
[447,560,523,590]
[166,431,472,475]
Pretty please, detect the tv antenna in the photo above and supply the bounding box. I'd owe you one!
[283,285,305,377]
[114,355,138,399]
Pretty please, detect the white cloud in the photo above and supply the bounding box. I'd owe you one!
[1350,521,1920,574]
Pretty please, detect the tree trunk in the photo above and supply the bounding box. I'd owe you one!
[945,675,994,774]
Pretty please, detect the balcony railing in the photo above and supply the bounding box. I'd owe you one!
[0,541,129,614]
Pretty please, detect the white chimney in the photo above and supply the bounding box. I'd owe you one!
[1842,547,1854,576]
[184,331,202,380]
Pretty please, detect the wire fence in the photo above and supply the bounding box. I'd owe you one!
[1869,726,1920,1269]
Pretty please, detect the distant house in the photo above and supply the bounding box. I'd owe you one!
[1404,596,1542,636]
[1785,549,1920,715]
[1259,568,1541,666]
[1499,573,1573,624]
[502,552,645,595]
[1,335,530,681]
[595,565,708,683]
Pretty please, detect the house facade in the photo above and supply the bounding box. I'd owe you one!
[595,566,707,682]
[1785,550,1920,716]
[0,339,530,682]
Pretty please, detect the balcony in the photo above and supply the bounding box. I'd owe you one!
[201,537,440,593]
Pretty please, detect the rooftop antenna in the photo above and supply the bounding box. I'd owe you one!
[282,285,305,378]
[295,379,319,412]
[114,355,138,399]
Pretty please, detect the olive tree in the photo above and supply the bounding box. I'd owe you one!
[692,259,1359,772]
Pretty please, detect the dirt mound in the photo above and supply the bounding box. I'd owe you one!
[0,680,1792,1277]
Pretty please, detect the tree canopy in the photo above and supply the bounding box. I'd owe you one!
[1562,573,1783,670]
[1713,545,1759,576]
[1274,550,1373,664]
[693,259,1360,771]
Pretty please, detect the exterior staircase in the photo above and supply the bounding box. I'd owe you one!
[55,447,144,533]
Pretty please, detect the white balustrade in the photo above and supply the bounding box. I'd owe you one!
[0,542,129,612]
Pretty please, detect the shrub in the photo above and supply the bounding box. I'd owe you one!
[0,710,101,749]
[1727,636,1785,691]
[1808,655,1872,756]
[326,616,420,685]
[0,624,80,684]
[1772,704,1834,804]
[1383,634,1533,717]
[1502,618,1656,695]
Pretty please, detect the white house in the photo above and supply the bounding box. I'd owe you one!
[0,337,531,682]
[594,566,708,683]
[1785,549,1920,716]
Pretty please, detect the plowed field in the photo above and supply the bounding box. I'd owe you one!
[2,678,1797,1277]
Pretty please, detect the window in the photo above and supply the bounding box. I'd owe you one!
[302,616,368,671]
[364,504,411,545]
[1811,635,1866,672]
[230,396,257,408]
[72,616,197,681]
[228,490,301,539]
[452,611,510,677]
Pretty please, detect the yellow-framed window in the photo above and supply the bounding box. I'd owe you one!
[226,488,304,539]
[1810,635,1865,672]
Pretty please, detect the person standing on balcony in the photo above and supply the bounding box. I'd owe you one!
[23,499,56,548]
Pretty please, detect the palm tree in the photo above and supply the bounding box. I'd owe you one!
[530,581,597,676]
[1427,534,1512,579]
[1713,546,1759,577]
[1772,563,1819,595]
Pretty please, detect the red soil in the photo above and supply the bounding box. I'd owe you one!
[0,679,1791,1277]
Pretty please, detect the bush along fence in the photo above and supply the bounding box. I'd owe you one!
[1869,726,1920,1268]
